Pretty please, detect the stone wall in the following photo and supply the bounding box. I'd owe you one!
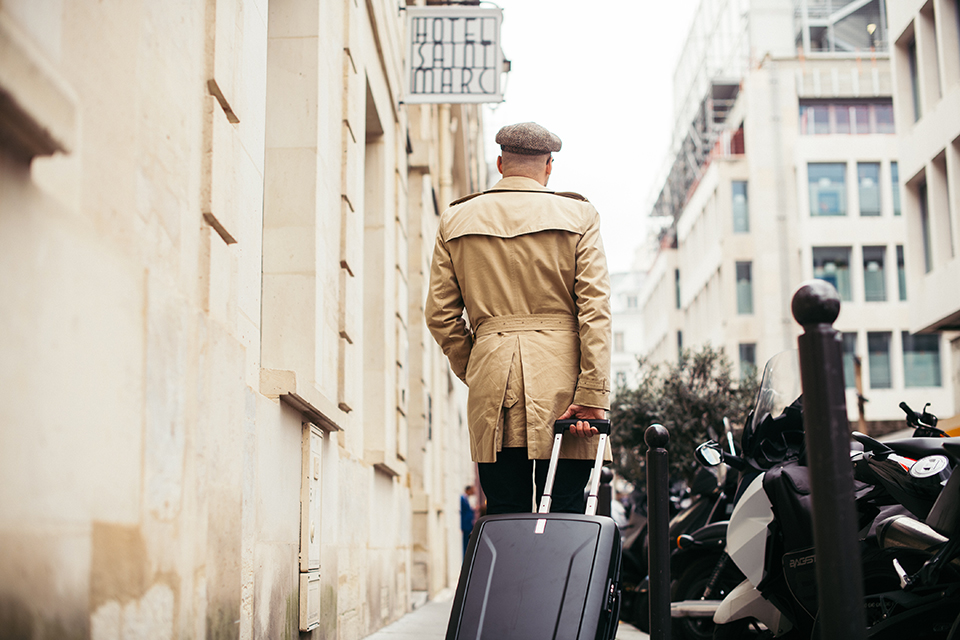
[0,0,479,637]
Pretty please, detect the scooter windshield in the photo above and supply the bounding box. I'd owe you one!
[747,349,801,436]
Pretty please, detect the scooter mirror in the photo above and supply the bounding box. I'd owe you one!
[695,442,723,467]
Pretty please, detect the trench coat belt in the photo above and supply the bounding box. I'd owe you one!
[474,314,579,337]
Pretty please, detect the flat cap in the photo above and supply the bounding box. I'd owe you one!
[495,122,561,155]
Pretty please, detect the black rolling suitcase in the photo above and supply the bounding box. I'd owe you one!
[446,419,622,640]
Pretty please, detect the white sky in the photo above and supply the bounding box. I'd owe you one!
[481,0,699,273]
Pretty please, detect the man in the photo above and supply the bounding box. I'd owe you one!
[425,122,611,515]
[460,485,476,554]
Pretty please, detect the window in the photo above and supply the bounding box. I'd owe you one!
[862,246,887,302]
[809,163,847,216]
[813,247,852,301]
[614,331,625,353]
[919,180,933,272]
[739,343,756,380]
[858,163,881,216]
[798,100,896,135]
[892,162,901,216]
[897,245,907,301]
[677,330,683,360]
[732,181,749,233]
[875,103,895,133]
[736,262,753,314]
[903,333,942,387]
[867,332,892,389]
[615,371,627,389]
[626,295,638,309]
[908,36,921,121]
[675,269,681,309]
[842,332,858,389]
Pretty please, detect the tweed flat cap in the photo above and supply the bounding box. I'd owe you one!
[495,122,562,155]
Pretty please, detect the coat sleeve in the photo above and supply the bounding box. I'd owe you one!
[425,231,472,383]
[572,208,612,409]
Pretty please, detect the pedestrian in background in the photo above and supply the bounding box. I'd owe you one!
[426,122,612,515]
[460,485,476,554]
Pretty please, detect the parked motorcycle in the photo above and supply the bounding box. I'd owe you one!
[621,421,739,634]
[669,418,744,640]
[696,350,960,638]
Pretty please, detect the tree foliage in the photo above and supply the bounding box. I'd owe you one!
[610,345,761,490]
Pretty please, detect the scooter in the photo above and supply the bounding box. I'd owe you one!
[669,418,744,640]
[700,350,960,638]
[621,443,737,633]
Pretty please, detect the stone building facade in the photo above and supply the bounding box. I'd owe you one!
[0,0,483,638]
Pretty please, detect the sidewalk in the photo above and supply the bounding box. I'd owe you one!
[363,590,650,640]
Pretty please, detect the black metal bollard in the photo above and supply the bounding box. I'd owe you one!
[597,467,613,517]
[792,280,867,640]
[645,424,671,640]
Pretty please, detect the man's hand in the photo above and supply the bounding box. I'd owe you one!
[557,404,606,438]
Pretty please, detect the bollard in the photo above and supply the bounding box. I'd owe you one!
[597,467,613,517]
[792,280,867,640]
[645,424,671,640]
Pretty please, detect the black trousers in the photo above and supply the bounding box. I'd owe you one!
[478,447,594,515]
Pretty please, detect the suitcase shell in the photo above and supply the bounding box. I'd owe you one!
[446,420,622,640]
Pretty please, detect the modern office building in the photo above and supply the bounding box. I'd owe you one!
[640,0,955,431]
[888,0,960,422]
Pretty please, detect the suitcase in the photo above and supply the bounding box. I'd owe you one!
[446,419,622,640]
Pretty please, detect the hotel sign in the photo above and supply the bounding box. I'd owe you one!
[404,6,504,104]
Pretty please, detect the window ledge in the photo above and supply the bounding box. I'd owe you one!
[260,369,344,432]
[365,450,407,478]
[0,12,77,160]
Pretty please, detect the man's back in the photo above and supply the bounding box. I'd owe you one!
[438,176,602,328]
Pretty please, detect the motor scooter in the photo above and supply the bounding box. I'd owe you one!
[698,350,960,638]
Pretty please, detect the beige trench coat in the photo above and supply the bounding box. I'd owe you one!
[425,176,612,463]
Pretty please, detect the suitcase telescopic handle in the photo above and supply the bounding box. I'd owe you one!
[538,419,612,515]
[553,419,612,435]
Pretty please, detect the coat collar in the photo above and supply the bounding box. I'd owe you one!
[488,176,550,192]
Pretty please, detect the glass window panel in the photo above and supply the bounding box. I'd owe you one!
[892,162,901,216]
[835,105,851,134]
[736,262,753,314]
[675,269,681,309]
[920,181,933,273]
[616,371,627,389]
[867,332,892,389]
[863,246,887,301]
[853,105,870,133]
[875,104,895,133]
[813,105,830,134]
[732,181,749,233]
[614,332,625,353]
[842,332,858,389]
[903,332,942,387]
[909,38,921,121]
[813,247,852,300]
[897,245,907,301]
[809,163,847,216]
[858,163,881,216]
[739,343,757,380]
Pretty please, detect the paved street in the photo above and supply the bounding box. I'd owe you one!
[363,589,649,640]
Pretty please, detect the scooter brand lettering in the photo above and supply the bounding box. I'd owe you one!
[789,553,816,569]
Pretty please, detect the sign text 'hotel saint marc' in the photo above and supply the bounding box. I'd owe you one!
[404,7,504,104]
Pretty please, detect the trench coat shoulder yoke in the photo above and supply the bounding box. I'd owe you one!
[448,187,589,207]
